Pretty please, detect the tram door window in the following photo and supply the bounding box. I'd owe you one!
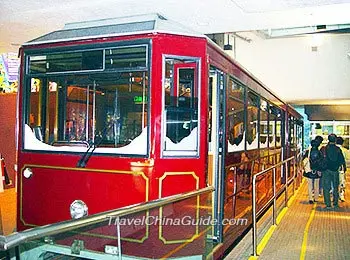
[208,67,226,242]
[162,57,199,156]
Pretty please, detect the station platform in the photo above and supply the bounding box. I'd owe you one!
[227,171,350,260]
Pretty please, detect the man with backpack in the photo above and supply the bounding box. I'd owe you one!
[322,134,347,209]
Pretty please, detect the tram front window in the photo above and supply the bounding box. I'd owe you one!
[25,71,148,155]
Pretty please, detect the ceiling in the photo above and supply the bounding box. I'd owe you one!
[1,0,350,53]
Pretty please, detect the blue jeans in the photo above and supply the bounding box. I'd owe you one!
[322,169,340,207]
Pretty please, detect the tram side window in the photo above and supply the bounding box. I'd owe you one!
[296,121,303,150]
[247,91,259,150]
[289,116,296,148]
[269,105,280,148]
[227,78,245,152]
[163,57,199,156]
[275,108,283,147]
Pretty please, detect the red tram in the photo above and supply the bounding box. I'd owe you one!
[16,14,303,258]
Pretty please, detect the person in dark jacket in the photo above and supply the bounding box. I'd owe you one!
[322,134,347,209]
[314,135,325,196]
[336,136,348,201]
[304,139,323,203]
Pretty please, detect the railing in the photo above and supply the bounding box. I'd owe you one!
[225,152,283,216]
[0,186,214,259]
[251,154,301,257]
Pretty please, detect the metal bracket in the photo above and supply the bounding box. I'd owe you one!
[71,239,84,255]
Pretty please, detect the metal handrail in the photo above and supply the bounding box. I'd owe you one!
[251,154,301,257]
[225,150,282,171]
[0,186,214,251]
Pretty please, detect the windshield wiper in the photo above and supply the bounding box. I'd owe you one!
[76,121,116,168]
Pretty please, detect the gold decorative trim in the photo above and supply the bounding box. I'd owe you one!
[78,210,150,243]
[20,163,149,244]
[158,171,200,244]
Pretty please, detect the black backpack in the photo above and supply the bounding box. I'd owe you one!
[324,144,341,171]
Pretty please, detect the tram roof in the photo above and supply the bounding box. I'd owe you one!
[24,13,205,46]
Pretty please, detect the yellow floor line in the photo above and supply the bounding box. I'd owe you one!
[256,224,277,254]
[247,180,306,260]
[299,202,317,260]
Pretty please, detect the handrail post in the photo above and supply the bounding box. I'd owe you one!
[272,168,276,225]
[233,167,237,216]
[252,175,258,257]
[284,161,288,207]
[116,216,122,259]
[293,156,296,194]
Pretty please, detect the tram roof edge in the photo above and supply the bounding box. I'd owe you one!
[23,13,205,46]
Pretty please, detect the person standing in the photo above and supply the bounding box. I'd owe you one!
[304,140,323,203]
[322,134,347,209]
[314,135,324,196]
[336,136,348,202]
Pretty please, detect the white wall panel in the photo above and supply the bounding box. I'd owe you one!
[233,33,350,103]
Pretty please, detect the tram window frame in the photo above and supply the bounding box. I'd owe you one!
[161,55,201,157]
[23,41,151,156]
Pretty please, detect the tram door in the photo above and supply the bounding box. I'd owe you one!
[208,68,226,242]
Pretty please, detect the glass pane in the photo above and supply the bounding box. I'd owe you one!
[105,45,147,70]
[289,116,295,147]
[269,113,276,147]
[163,58,199,156]
[228,78,244,101]
[247,91,259,107]
[227,99,245,152]
[12,190,214,260]
[29,50,104,73]
[29,78,42,128]
[46,81,58,143]
[25,72,148,155]
[260,110,268,148]
[247,106,258,150]
[276,120,282,147]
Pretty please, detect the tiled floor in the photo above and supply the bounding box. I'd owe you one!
[257,173,350,260]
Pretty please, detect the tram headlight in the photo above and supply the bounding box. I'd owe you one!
[70,200,88,219]
[23,168,33,179]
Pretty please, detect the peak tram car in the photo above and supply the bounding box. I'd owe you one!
[16,14,303,259]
